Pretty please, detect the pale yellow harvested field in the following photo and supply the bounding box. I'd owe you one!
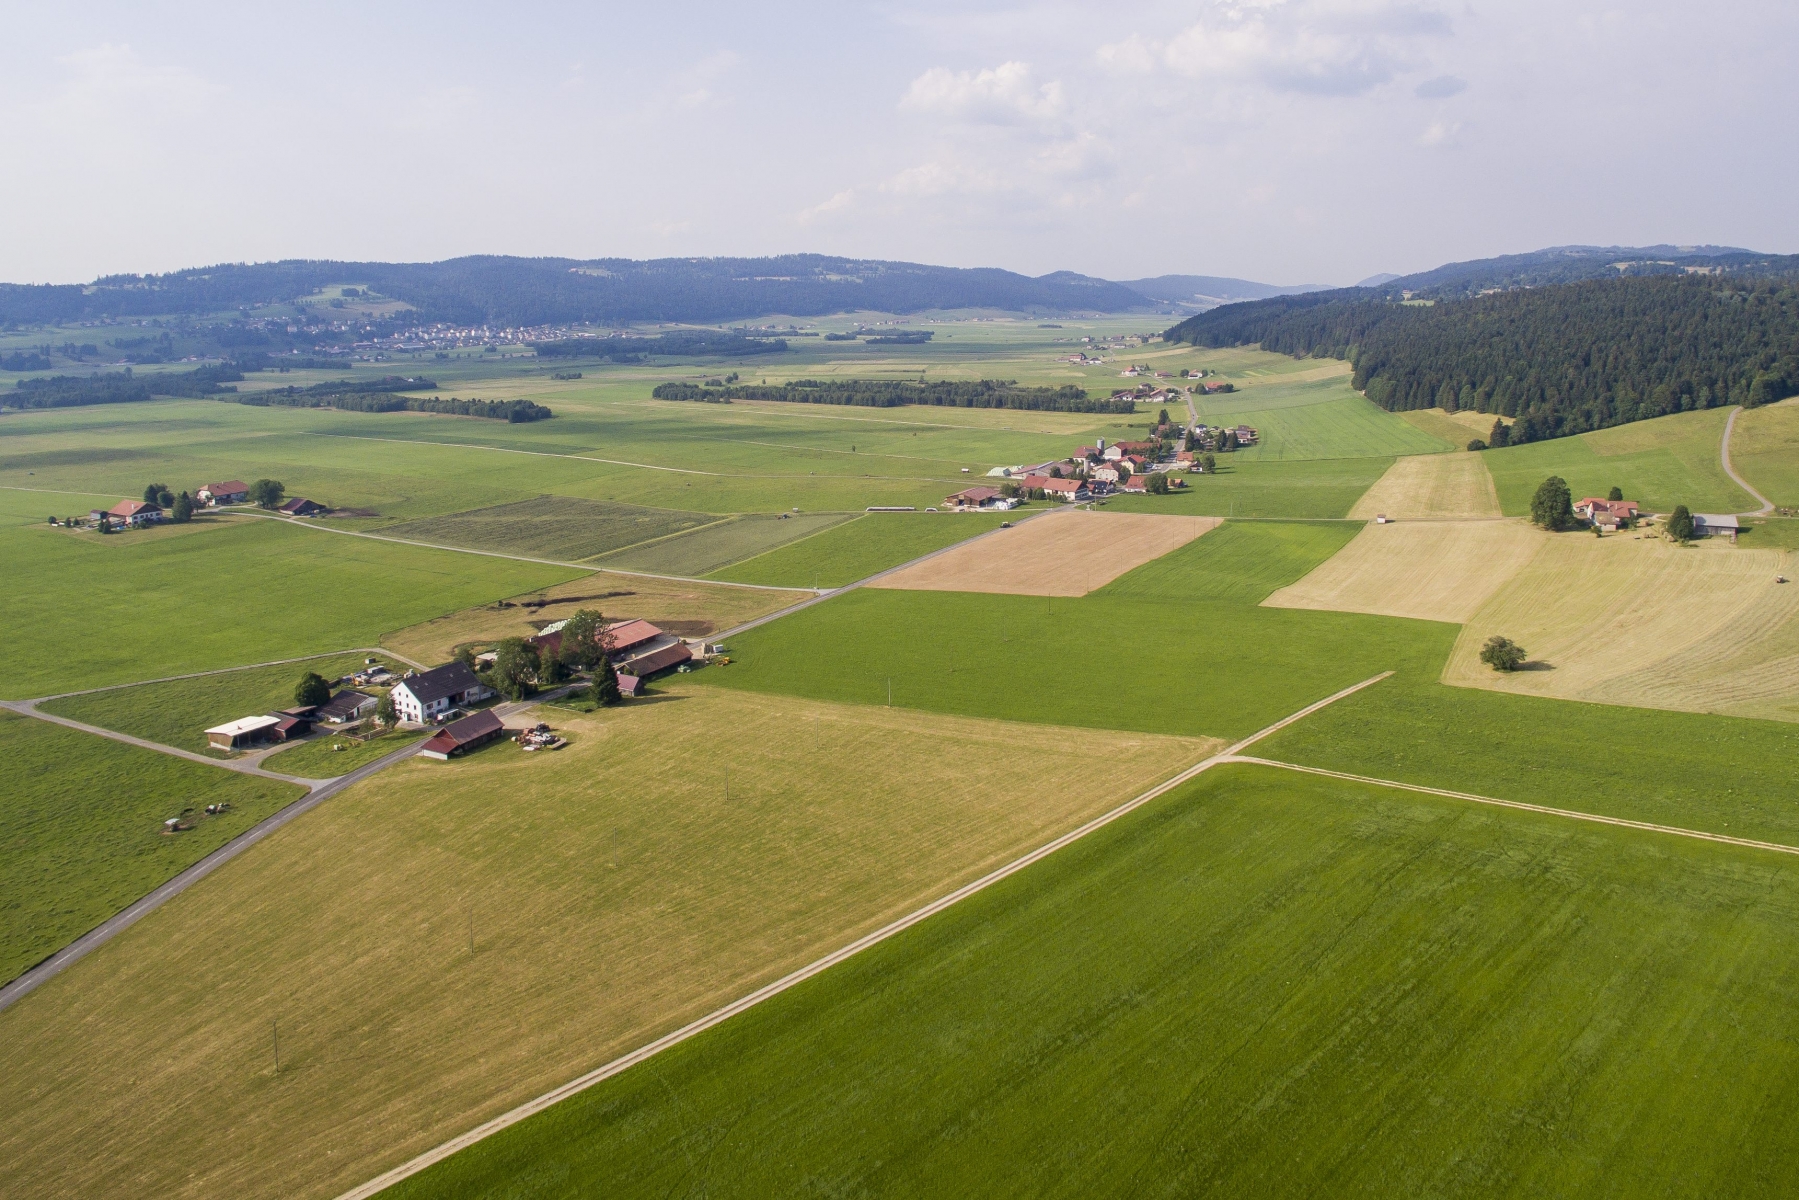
[1348,451,1501,519]
[0,687,1222,1200]
[869,510,1220,597]
[1265,519,1545,623]
[1445,534,1799,721]
[1398,406,1513,446]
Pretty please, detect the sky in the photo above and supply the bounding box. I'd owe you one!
[2,0,1795,287]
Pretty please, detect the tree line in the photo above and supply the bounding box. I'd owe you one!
[7,364,246,409]
[651,379,1135,414]
[533,331,788,360]
[1165,274,1799,443]
[233,390,552,422]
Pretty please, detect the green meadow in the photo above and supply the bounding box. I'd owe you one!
[394,763,1799,1199]
[594,510,856,576]
[0,519,577,698]
[263,727,423,777]
[1484,406,1754,514]
[700,521,1455,741]
[710,511,1012,588]
[0,712,301,985]
[41,651,404,756]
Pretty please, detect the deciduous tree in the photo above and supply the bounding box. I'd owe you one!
[293,672,331,707]
[1530,476,1574,530]
[1479,636,1527,672]
[1666,504,1696,542]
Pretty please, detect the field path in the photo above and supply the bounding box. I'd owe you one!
[334,671,1394,1200]
[1722,406,1776,516]
[1230,756,1799,858]
[30,646,428,703]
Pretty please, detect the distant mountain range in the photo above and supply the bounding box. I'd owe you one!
[1114,275,1333,309]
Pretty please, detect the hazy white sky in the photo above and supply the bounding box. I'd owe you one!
[2,1,1794,285]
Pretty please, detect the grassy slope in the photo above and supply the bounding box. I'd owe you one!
[0,519,577,698]
[709,512,1013,588]
[0,689,1219,1200]
[1732,399,1799,507]
[1484,406,1754,515]
[0,712,301,984]
[42,652,403,756]
[393,764,1799,1199]
[700,521,1450,742]
[1101,457,1393,519]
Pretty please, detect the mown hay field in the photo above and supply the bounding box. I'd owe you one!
[0,688,1221,1200]
[710,511,1012,589]
[391,763,1799,1199]
[1398,405,1511,445]
[379,572,797,665]
[0,519,579,699]
[1347,451,1500,519]
[381,495,719,563]
[1265,519,1543,624]
[869,510,1219,597]
[1444,534,1799,721]
[1484,406,1755,516]
[1732,398,1799,507]
[592,511,855,576]
[0,712,301,985]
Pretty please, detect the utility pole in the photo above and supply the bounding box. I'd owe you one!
[887,678,892,707]
[272,1020,279,1075]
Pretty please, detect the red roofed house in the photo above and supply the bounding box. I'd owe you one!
[198,481,248,506]
[1122,475,1148,493]
[108,499,163,527]
[605,619,693,678]
[1037,477,1090,503]
[418,709,506,760]
[278,497,327,517]
[945,486,1001,510]
[1574,498,1640,528]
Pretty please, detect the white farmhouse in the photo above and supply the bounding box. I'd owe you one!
[390,662,495,724]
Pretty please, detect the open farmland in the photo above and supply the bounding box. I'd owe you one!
[0,518,578,698]
[710,511,1012,588]
[1265,520,1544,623]
[1732,398,1799,507]
[1101,456,1397,519]
[262,727,422,777]
[41,651,406,756]
[1347,451,1500,519]
[0,712,301,985]
[870,510,1219,597]
[1398,405,1511,445]
[711,521,1457,742]
[379,571,798,664]
[381,496,720,563]
[1443,533,1799,721]
[592,510,855,576]
[0,687,1220,1200]
[388,763,1799,1199]
[1483,406,1756,516]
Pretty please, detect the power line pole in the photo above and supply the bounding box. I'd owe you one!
[272,1019,280,1075]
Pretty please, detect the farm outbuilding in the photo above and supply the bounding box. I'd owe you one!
[197,481,248,505]
[418,709,506,760]
[205,715,281,750]
[316,690,377,724]
[1693,514,1741,539]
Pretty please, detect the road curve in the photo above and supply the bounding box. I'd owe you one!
[1722,406,1776,517]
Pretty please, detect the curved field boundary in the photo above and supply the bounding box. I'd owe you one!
[1722,406,1776,516]
[335,671,1395,1199]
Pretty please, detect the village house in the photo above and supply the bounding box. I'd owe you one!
[390,662,494,724]
[197,481,248,505]
[944,486,1002,511]
[106,499,163,527]
[316,689,377,724]
[605,618,694,678]
[1017,476,1090,502]
[1574,497,1640,528]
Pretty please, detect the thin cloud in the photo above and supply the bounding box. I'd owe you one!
[901,61,1065,125]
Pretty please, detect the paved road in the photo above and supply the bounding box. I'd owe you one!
[334,671,1396,1199]
[1721,406,1776,517]
[0,700,319,786]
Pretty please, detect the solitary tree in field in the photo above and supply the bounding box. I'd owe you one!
[1608,486,1624,501]
[248,479,286,510]
[1480,636,1527,672]
[1466,438,1488,452]
[294,672,332,707]
[1666,505,1696,543]
[171,491,194,523]
[1530,476,1575,531]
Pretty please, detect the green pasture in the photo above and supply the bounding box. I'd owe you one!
[1732,399,1799,508]
[396,763,1799,1198]
[700,521,1454,741]
[382,496,719,563]
[0,519,577,699]
[710,511,1013,588]
[41,651,400,756]
[1102,456,1391,519]
[1484,406,1754,515]
[0,712,301,985]
[263,728,423,777]
[1192,374,1451,462]
[593,511,856,577]
[1258,673,1799,846]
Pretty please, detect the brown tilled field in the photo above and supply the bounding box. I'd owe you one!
[868,509,1221,597]
[1265,519,1544,624]
[1444,534,1799,721]
[1348,451,1501,520]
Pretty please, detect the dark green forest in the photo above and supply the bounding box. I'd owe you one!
[7,364,244,409]
[652,379,1132,414]
[1166,275,1799,442]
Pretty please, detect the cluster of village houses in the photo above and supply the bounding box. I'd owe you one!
[86,480,329,529]
[203,617,705,761]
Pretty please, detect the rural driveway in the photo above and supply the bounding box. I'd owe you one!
[1722,406,1776,517]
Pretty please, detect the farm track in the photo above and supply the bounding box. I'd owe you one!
[1722,406,1776,517]
[334,671,1396,1199]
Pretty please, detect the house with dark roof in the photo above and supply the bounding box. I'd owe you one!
[390,661,494,724]
[198,481,248,505]
[316,690,377,724]
[278,497,328,517]
[418,709,506,760]
[945,486,1001,510]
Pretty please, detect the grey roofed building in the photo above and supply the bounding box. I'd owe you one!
[1692,513,1742,536]
[316,690,376,723]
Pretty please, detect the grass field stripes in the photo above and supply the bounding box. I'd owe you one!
[591,512,857,577]
[30,645,413,703]
[380,496,721,563]
[1230,757,1799,858]
[335,672,1392,1199]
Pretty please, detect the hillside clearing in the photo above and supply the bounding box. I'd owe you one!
[1265,519,1544,623]
[869,510,1219,597]
[1445,534,1799,721]
[1347,451,1500,519]
[1397,405,1512,445]
[0,687,1220,1200]
[1484,406,1755,516]
[1731,398,1799,508]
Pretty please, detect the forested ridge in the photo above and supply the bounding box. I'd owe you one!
[652,379,1134,414]
[1166,275,1799,442]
